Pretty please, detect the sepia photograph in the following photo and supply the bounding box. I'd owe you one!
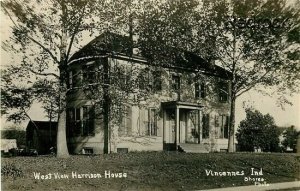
[1,0,299,190]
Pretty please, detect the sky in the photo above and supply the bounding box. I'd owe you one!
[0,4,299,131]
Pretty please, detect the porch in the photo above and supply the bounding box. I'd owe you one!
[162,101,209,153]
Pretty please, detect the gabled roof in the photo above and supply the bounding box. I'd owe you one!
[70,31,133,61]
[69,32,232,79]
[26,120,57,131]
[178,52,232,79]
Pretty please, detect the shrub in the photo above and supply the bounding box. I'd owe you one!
[236,109,281,152]
[1,163,23,178]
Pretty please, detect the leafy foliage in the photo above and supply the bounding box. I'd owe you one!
[1,68,35,122]
[138,0,300,151]
[1,129,26,147]
[236,109,281,152]
[2,0,299,155]
[281,125,300,151]
[1,67,59,122]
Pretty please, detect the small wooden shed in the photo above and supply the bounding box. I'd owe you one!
[26,121,57,154]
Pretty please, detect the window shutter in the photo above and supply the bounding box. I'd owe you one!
[215,115,219,138]
[139,108,145,135]
[224,116,229,138]
[126,106,132,136]
[66,109,72,136]
[75,108,81,136]
[201,83,206,98]
[195,82,200,98]
[145,109,149,135]
[153,71,162,91]
[202,114,210,138]
[68,71,73,89]
[89,106,95,136]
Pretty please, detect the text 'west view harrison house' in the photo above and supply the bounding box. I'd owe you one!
[66,32,233,154]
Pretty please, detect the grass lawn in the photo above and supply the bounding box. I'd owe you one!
[2,152,300,191]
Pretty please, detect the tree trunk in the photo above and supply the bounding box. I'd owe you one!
[56,90,69,158]
[56,0,69,158]
[103,59,110,154]
[296,133,300,156]
[228,95,236,152]
[56,108,69,158]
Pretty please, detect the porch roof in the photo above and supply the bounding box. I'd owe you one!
[161,101,203,110]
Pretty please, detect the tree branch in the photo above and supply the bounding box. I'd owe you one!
[66,5,86,60]
[27,36,60,64]
[2,4,60,64]
[27,67,59,79]
[236,70,272,97]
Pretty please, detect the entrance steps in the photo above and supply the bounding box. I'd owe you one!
[178,143,210,153]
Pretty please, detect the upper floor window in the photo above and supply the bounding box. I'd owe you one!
[195,82,206,99]
[67,70,81,89]
[153,71,162,91]
[115,66,131,91]
[82,64,97,85]
[67,71,73,89]
[171,75,180,91]
[138,69,162,92]
[218,81,229,102]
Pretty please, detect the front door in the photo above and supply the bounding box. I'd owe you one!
[163,109,176,150]
[179,111,186,143]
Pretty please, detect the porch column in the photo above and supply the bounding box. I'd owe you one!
[198,110,202,144]
[163,109,166,144]
[175,107,180,147]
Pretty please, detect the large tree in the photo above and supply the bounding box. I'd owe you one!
[1,0,116,157]
[138,0,300,152]
[1,0,150,156]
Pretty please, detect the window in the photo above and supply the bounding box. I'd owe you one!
[190,110,200,139]
[138,69,150,90]
[138,69,162,92]
[195,82,206,98]
[66,107,95,137]
[67,70,81,88]
[219,115,229,139]
[113,65,131,91]
[153,71,162,91]
[82,64,96,84]
[215,115,229,139]
[67,108,81,136]
[82,147,94,155]
[202,114,210,138]
[118,106,132,136]
[171,75,180,91]
[147,108,158,136]
[218,81,229,102]
[138,108,160,137]
[83,106,95,136]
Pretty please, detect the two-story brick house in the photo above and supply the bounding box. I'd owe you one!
[66,32,232,154]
